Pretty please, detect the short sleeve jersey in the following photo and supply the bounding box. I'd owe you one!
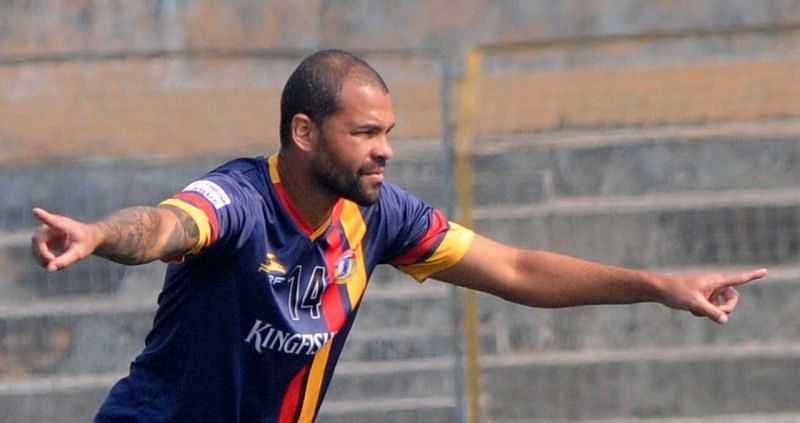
[95,155,474,422]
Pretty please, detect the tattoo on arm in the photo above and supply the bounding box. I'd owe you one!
[94,206,200,264]
[162,206,200,259]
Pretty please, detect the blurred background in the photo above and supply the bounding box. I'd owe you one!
[2,1,800,421]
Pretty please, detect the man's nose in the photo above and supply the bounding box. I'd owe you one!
[373,134,394,161]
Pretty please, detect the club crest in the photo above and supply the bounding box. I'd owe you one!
[334,250,356,282]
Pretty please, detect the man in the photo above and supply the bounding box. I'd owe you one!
[31,50,766,422]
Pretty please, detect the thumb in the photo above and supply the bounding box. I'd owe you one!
[694,299,729,325]
[46,247,87,272]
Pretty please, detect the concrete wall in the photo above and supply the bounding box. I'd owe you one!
[4,1,800,55]
[3,1,800,422]
[3,1,800,163]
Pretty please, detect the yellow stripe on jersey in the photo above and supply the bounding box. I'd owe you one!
[159,198,212,255]
[339,201,368,308]
[295,201,366,421]
[297,340,333,422]
[309,222,329,242]
[399,221,475,282]
[268,154,281,182]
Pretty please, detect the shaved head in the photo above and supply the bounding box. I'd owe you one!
[279,49,389,147]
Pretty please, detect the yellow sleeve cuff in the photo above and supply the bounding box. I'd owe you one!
[399,222,475,282]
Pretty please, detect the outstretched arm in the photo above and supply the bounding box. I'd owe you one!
[30,205,199,272]
[432,234,767,324]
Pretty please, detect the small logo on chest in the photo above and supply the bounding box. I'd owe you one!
[258,253,286,275]
[334,250,356,282]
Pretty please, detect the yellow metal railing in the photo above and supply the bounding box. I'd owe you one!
[453,48,485,423]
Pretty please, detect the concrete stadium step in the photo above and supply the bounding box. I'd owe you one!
[577,412,800,423]
[475,264,800,355]
[343,327,456,362]
[0,158,221,232]
[362,266,800,358]
[0,245,163,300]
[1,227,169,298]
[0,245,128,297]
[318,396,457,422]
[324,356,456,402]
[0,358,459,422]
[0,143,440,232]
[4,342,799,422]
[0,373,118,423]
[389,121,800,207]
[469,122,800,198]
[474,188,800,268]
[0,380,459,423]
[481,342,800,421]
[6,344,800,423]
[0,277,452,380]
[353,278,454,329]
[0,298,155,380]
[359,265,800,358]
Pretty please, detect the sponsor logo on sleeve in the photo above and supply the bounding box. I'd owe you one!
[183,180,231,209]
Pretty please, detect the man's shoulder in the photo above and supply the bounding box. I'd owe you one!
[377,182,424,206]
[356,182,428,220]
[202,156,270,188]
[211,156,267,175]
[185,156,269,203]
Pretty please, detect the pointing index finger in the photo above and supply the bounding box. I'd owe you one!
[32,208,68,230]
[724,268,768,288]
[32,207,53,222]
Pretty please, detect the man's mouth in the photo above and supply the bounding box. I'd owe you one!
[361,171,384,183]
[360,163,385,181]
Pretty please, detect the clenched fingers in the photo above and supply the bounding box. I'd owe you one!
[31,224,58,267]
[712,286,740,314]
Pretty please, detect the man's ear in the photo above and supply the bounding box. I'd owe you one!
[291,113,316,152]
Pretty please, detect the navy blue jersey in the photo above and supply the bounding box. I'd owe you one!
[96,155,473,422]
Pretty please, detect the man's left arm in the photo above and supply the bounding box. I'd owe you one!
[431,233,767,324]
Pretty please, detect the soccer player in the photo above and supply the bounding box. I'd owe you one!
[30,49,767,422]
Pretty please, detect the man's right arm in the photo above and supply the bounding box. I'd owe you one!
[31,205,199,272]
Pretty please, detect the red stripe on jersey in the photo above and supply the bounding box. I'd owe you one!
[389,210,448,266]
[321,276,347,334]
[279,366,309,423]
[272,182,315,236]
[321,204,348,332]
[173,191,220,243]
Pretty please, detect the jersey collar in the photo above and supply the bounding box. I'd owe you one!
[267,154,342,241]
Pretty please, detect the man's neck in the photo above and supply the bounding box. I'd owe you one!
[276,151,338,231]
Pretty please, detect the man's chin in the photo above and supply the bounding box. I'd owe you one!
[352,194,380,206]
[346,185,381,206]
